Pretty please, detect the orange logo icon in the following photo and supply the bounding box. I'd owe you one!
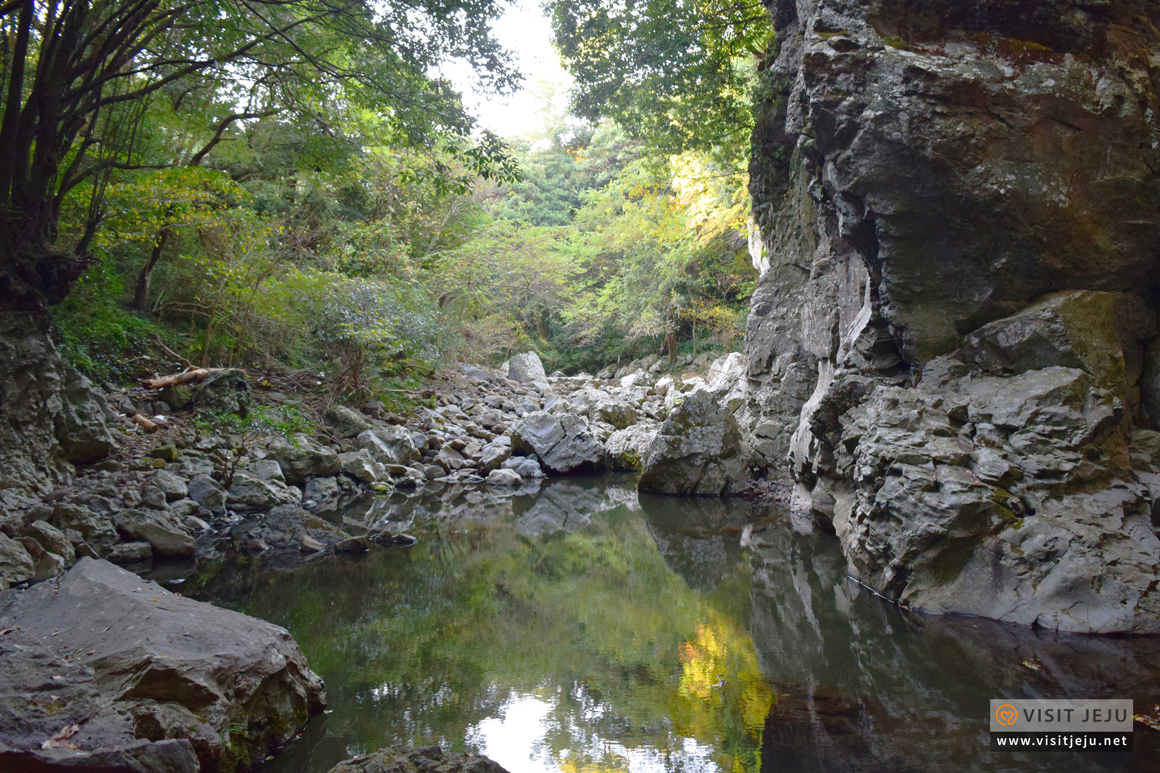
[995,704,1019,726]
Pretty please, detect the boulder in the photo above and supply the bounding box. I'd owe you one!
[340,449,385,483]
[108,541,153,563]
[957,290,1154,399]
[187,475,227,514]
[19,520,75,565]
[228,472,302,510]
[589,396,639,430]
[328,746,509,773]
[145,469,188,502]
[0,558,326,771]
[511,411,605,475]
[505,351,548,386]
[114,509,196,558]
[477,437,513,473]
[639,388,749,496]
[0,315,116,494]
[605,423,659,472]
[327,405,374,438]
[269,433,341,485]
[192,368,250,416]
[501,456,544,479]
[249,458,286,484]
[51,502,120,556]
[16,535,66,579]
[485,468,523,486]
[357,427,421,466]
[0,533,35,589]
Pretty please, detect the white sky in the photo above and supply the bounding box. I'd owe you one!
[444,0,573,141]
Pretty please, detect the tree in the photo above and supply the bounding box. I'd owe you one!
[546,0,772,160]
[0,0,518,312]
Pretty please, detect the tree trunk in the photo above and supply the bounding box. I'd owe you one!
[132,231,169,312]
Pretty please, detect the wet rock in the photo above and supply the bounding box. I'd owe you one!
[114,509,196,558]
[639,389,749,496]
[236,505,347,551]
[511,411,605,475]
[0,558,325,771]
[187,475,227,514]
[358,427,421,466]
[335,536,372,553]
[328,746,509,773]
[269,433,341,485]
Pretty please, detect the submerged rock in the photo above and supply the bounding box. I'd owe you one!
[0,558,326,771]
[328,746,509,773]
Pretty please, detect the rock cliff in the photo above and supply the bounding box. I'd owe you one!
[743,0,1160,632]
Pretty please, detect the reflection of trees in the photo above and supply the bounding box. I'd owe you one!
[640,494,1160,773]
[187,479,772,773]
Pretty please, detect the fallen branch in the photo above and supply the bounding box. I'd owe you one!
[132,414,159,432]
[154,335,193,370]
[141,367,235,390]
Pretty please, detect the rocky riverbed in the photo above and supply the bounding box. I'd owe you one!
[0,342,746,771]
[0,349,752,587]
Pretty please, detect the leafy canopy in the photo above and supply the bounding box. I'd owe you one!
[546,0,772,159]
[0,0,519,310]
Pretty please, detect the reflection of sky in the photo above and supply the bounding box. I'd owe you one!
[466,692,720,773]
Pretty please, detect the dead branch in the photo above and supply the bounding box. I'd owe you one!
[143,368,215,390]
[131,414,159,432]
[154,334,193,369]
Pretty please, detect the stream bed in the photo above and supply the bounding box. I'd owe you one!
[173,476,1160,773]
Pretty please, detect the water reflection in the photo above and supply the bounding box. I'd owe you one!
[638,494,1160,773]
[177,478,1160,773]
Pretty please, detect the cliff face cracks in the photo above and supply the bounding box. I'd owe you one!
[743,0,1160,632]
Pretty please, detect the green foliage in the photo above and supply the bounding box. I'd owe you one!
[193,405,308,488]
[52,260,173,382]
[547,0,773,162]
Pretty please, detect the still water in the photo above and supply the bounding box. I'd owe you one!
[179,476,1160,773]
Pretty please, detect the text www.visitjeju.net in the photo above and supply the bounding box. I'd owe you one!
[991,732,1132,751]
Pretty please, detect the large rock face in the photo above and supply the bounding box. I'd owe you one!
[743,0,1160,632]
[0,314,116,499]
[0,558,326,771]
